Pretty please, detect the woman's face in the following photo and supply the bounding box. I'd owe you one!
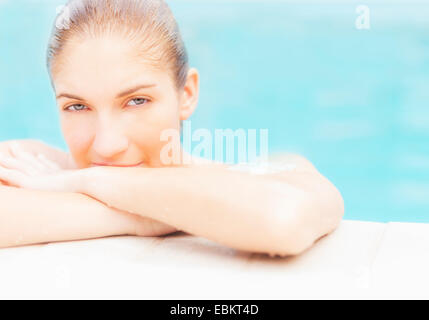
[52,34,198,169]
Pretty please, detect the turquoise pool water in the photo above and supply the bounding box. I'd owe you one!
[1,0,428,223]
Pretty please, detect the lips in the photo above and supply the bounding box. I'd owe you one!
[91,161,145,167]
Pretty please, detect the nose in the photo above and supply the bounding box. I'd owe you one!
[92,118,129,161]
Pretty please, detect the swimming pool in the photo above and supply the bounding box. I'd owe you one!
[0,0,428,223]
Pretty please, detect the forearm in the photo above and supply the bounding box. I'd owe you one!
[0,185,136,248]
[0,144,343,254]
[75,166,319,255]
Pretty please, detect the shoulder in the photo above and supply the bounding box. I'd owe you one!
[0,139,75,169]
[0,139,51,151]
[183,151,321,177]
[267,152,319,174]
[186,152,319,172]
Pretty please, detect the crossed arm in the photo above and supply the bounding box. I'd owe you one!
[0,140,177,248]
[0,140,344,256]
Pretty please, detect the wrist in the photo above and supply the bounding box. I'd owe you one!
[71,166,111,197]
[64,168,87,193]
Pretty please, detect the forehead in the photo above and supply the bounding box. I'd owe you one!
[52,35,174,96]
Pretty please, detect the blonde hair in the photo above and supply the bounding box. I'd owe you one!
[47,0,189,89]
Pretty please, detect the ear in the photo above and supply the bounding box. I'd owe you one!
[179,68,199,121]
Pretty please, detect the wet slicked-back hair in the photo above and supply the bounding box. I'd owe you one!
[47,0,189,89]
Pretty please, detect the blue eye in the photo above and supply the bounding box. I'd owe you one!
[65,104,88,112]
[127,98,149,107]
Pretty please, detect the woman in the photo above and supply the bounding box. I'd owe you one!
[0,0,343,256]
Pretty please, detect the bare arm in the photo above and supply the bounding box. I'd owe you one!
[0,184,180,248]
[0,185,129,248]
[70,156,344,256]
[0,140,177,248]
[0,140,343,255]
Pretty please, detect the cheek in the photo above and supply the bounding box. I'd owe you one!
[125,102,181,148]
[60,116,95,163]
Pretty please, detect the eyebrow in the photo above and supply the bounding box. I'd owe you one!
[56,84,157,100]
[56,93,85,100]
[116,84,157,98]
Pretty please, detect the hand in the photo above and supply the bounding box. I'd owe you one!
[0,139,75,169]
[0,141,77,192]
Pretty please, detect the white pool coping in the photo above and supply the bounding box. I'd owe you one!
[0,219,428,299]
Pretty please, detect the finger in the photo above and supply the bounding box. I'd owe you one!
[0,145,13,157]
[0,154,38,176]
[0,166,26,188]
[9,142,45,173]
[36,154,61,171]
[0,178,11,186]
